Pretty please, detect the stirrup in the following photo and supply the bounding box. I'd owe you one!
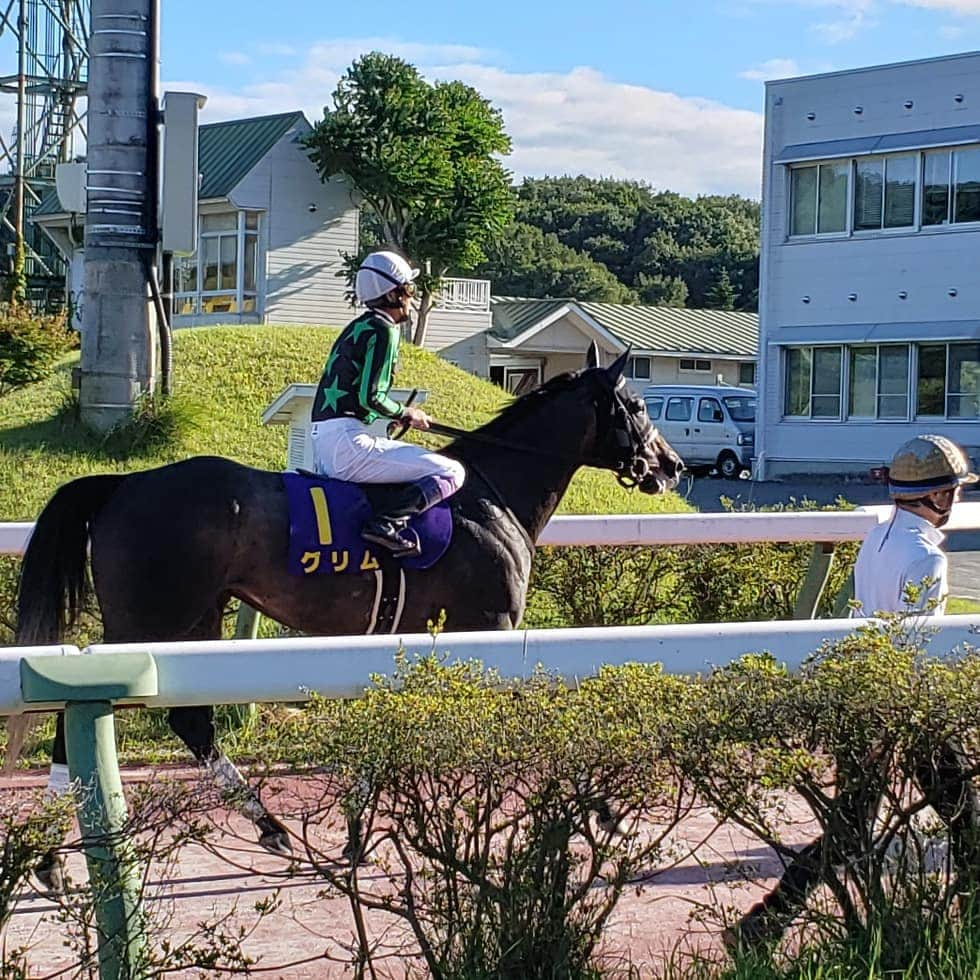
[361,520,421,559]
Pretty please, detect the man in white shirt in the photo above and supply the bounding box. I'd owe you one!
[854,434,977,616]
[729,434,979,952]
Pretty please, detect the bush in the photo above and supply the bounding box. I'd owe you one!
[524,500,858,628]
[0,303,76,397]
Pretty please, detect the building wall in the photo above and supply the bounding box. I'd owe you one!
[759,53,980,478]
[425,307,491,375]
[230,124,358,327]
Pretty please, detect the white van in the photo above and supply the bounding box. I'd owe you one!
[642,384,756,478]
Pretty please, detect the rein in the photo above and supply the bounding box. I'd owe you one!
[423,403,654,489]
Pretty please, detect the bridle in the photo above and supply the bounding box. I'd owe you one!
[419,373,661,489]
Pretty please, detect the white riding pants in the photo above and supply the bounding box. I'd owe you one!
[310,418,466,491]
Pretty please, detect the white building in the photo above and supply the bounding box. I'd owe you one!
[756,51,980,479]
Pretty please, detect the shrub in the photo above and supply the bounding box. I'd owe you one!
[0,303,76,397]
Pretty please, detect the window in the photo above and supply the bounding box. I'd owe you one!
[915,342,980,419]
[724,395,756,422]
[627,355,651,380]
[679,358,711,372]
[854,155,916,231]
[946,343,980,418]
[698,397,724,423]
[174,210,262,316]
[784,346,842,418]
[784,341,980,422]
[954,148,980,224]
[738,361,756,386]
[878,346,910,418]
[665,397,693,421]
[790,143,980,238]
[645,396,663,420]
[848,345,910,419]
[791,162,849,235]
[916,344,946,416]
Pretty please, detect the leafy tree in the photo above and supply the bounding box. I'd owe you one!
[704,267,736,310]
[477,222,637,303]
[304,52,515,346]
[511,176,760,311]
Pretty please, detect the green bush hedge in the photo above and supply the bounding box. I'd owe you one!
[0,303,76,397]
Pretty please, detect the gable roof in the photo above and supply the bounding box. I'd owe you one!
[199,110,308,199]
[32,110,311,219]
[490,297,758,358]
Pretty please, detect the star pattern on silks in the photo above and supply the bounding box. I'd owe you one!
[350,318,376,343]
[319,378,345,413]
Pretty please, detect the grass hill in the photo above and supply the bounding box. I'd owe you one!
[0,324,693,522]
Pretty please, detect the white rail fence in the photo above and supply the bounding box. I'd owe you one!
[8,502,980,556]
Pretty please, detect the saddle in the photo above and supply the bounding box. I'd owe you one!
[283,471,453,578]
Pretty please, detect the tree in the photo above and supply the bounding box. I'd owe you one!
[304,53,515,346]
[475,223,638,303]
[704,268,736,310]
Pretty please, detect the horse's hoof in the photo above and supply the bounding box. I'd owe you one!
[341,839,367,866]
[723,906,781,955]
[33,851,65,896]
[256,815,292,857]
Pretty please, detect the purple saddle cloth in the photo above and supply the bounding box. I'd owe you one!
[283,472,453,576]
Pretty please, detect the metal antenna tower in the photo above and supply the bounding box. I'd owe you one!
[0,0,89,306]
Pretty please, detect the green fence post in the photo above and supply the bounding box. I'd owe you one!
[20,652,158,980]
[224,603,262,731]
[793,541,837,620]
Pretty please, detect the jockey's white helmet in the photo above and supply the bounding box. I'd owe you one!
[355,250,420,305]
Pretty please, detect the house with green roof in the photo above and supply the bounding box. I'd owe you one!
[485,298,758,394]
[33,110,359,328]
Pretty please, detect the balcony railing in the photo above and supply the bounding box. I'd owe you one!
[438,277,490,312]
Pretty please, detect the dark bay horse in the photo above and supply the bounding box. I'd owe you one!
[13,346,682,878]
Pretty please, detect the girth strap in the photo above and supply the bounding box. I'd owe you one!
[367,554,406,635]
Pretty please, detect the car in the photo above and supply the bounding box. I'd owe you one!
[642,384,756,478]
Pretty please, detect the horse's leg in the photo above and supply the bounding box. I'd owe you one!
[727,780,882,951]
[167,704,292,858]
[32,712,69,893]
[914,739,980,896]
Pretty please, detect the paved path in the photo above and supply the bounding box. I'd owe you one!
[681,475,980,601]
[0,767,816,978]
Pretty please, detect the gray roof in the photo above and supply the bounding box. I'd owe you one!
[32,109,310,217]
[490,297,758,358]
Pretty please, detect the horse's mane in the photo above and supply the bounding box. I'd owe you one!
[446,369,609,456]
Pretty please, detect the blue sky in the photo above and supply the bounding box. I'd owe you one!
[70,1,980,198]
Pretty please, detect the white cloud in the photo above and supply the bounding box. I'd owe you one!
[739,58,802,80]
[255,42,298,57]
[900,0,980,11]
[939,22,965,34]
[219,51,250,65]
[165,41,764,199]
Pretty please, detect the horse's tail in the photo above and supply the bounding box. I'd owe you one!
[4,474,126,776]
[15,474,127,646]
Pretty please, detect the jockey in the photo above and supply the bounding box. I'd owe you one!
[310,249,466,557]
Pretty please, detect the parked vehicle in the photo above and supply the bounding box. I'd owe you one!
[642,384,756,478]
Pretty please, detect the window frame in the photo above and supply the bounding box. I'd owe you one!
[781,341,980,423]
[679,357,711,373]
[173,209,263,317]
[785,142,980,241]
[626,355,652,381]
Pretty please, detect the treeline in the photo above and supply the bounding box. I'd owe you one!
[474,175,761,311]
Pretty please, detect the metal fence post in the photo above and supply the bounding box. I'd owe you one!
[793,541,837,620]
[20,652,158,980]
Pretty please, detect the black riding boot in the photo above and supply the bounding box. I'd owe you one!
[361,481,441,558]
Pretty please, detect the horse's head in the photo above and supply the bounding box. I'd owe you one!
[585,343,684,494]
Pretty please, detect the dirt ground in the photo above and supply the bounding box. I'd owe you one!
[0,766,820,979]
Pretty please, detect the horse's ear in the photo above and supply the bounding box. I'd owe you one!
[607,345,632,383]
[585,341,601,370]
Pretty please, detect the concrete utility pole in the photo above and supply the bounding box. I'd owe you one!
[80,0,158,432]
